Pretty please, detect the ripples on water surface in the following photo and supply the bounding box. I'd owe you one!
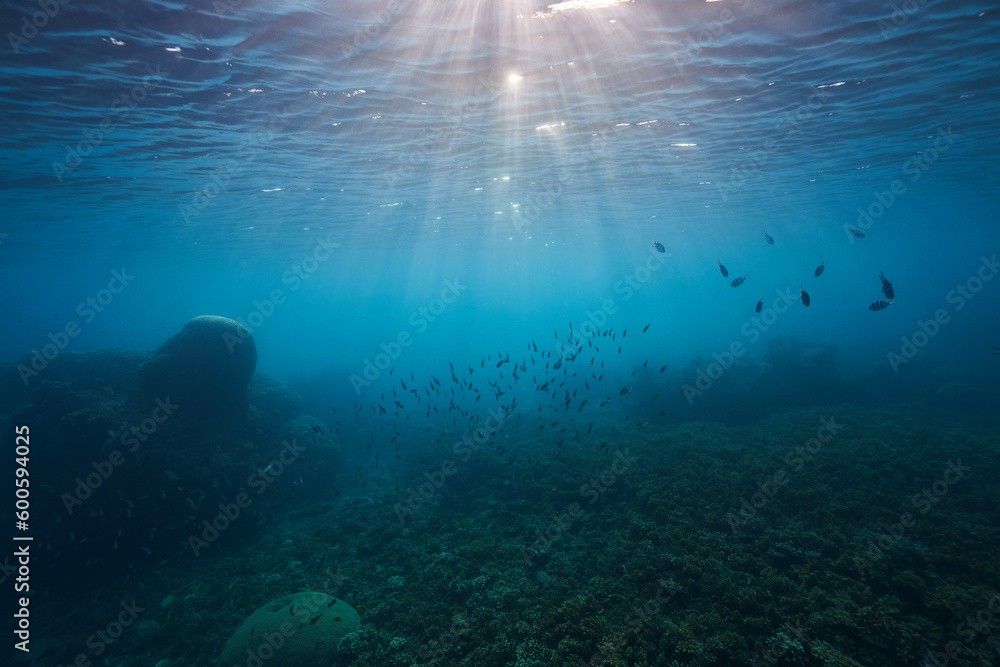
[2,1,997,245]
[1,1,999,666]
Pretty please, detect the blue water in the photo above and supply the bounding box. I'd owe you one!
[2,0,999,665]
[1,0,998,379]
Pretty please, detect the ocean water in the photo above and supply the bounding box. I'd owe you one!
[1,0,999,665]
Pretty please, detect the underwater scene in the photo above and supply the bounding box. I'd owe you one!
[1,0,999,665]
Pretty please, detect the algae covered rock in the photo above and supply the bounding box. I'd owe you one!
[216,592,360,667]
[139,315,256,416]
[249,373,305,434]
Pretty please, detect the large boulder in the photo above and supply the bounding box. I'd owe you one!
[138,315,256,417]
[216,592,361,667]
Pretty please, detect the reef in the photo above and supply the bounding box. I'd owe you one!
[215,591,360,667]
[676,336,852,423]
[17,403,999,667]
[137,315,257,417]
[0,317,340,593]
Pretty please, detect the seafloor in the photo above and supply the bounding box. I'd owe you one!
[16,399,1000,667]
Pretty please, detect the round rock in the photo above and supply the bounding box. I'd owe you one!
[216,592,360,667]
[138,315,256,416]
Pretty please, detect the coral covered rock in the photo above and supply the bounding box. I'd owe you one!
[249,373,305,434]
[138,315,257,416]
[216,592,360,667]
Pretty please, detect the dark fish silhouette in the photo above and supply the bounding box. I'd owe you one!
[652,239,665,253]
[731,275,748,288]
[879,272,894,299]
[763,230,774,245]
[869,300,892,311]
[815,262,826,277]
[849,228,865,239]
[755,300,763,313]
[718,261,728,277]
[800,286,810,307]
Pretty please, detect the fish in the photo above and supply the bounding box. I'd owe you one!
[755,300,763,313]
[869,300,892,311]
[879,272,895,299]
[815,262,826,277]
[763,230,774,245]
[731,275,748,287]
[652,239,666,253]
[642,324,650,333]
[717,261,728,277]
[849,228,865,239]
[619,387,631,396]
[799,286,810,307]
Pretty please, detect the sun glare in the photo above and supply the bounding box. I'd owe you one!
[545,0,633,13]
